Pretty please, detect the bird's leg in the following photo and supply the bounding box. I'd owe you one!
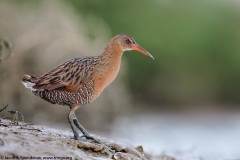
[69,106,114,155]
[72,113,101,143]
[73,113,115,156]
[68,110,80,140]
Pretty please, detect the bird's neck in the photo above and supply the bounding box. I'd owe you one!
[101,43,123,64]
[92,42,123,99]
[97,43,123,80]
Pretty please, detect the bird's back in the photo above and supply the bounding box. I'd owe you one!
[22,56,102,106]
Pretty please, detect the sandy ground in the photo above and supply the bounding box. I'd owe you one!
[0,118,174,160]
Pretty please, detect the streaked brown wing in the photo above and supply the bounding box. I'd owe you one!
[33,58,92,93]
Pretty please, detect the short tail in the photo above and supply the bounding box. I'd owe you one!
[22,75,37,91]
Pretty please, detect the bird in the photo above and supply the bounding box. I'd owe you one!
[22,34,154,142]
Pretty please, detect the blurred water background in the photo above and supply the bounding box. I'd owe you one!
[0,0,240,159]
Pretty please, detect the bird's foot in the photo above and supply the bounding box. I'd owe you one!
[77,138,115,158]
[79,134,115,157]
[80,133,101,144]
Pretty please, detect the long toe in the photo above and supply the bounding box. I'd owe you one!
[81,134,101,144]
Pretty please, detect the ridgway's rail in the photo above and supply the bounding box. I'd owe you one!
[22,34,154,142]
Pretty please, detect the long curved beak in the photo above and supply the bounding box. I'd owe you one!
[131,43,154,60]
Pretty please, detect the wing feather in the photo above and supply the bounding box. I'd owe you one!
[33,58,94,92]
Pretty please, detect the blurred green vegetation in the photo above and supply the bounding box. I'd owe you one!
[66,0,240,108]
[3,0,240,111]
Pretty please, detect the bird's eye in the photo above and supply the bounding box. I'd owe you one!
[125,39,131,44]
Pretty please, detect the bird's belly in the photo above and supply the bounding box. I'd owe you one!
[35,89,92,106]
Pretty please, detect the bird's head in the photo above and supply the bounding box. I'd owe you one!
[112,34,154,60]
